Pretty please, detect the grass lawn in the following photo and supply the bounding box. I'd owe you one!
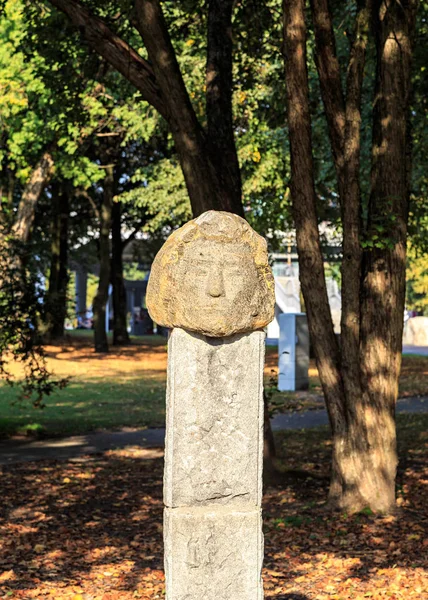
[0,333,427,439]
[0,334,168,438]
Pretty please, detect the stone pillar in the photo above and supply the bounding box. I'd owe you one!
[75,268,87,319]
[146,211,275,600]
[278,313,309,391]
[164,327,265,599]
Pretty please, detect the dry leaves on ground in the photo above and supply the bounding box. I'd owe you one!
[0,423,426,600]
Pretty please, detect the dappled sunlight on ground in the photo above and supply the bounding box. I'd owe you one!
[0,417,426,599]
[9,338,169,383]
[0,336,426,438]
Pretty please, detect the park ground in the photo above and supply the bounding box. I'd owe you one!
[0,414,426,599]
[0,332,427,439]
[0,334,427,599]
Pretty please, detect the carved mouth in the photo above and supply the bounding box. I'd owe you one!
[198,307,229,314]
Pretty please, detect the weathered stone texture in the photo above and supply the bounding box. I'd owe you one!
[164,328,265,508]
[164,507,264,600]
[153,212,271,599]
[146,210,275,337]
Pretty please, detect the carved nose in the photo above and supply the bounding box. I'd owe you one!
[207,271,225,298]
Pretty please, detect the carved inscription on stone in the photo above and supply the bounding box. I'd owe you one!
[151,212,271,598]
[146,210,275,337]
[164,507,263,600]
[164,328,264,508]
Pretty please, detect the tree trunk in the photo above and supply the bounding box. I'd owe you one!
[263,390,277,471]
[329,0,417,514]
[45,183,69,340]
[134,0,244,217]
[12,150,54,244]
[283,0,346,429]
[47,0,244,218]
[354,0,417,513]
[93,165,114,353]
[206,0,242,212]
[111,202,130,346]
[285,0,418,513]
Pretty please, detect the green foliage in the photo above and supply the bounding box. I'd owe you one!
[123,263,147,281]
[360,214,398,251]
[117,158,192,233]
[0,231,69,406]
[19,0,427,255]
[408,2,428,256]
[273,515,308,528]
[406,245,428,315]
[0,0,426,337]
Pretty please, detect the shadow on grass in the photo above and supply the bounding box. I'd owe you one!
[0,378,166,439]
[44,333,168,361]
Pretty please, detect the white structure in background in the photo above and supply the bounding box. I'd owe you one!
[267,277,301,340]
[267,251,343,342]
[403,317,428,346]
[326,278,342,334]
[278,313,310,391]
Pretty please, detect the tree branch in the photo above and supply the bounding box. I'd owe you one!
[206,0,242,213]
[76,187,99,221]
[134,0,202,139]
[48,0,244,217]
[339,0,372,407]
[133,0,234,215]
[46,0,167,119]
[310,0,372,409]
[360,0,418,409]
[283,0,345,433]
[12,149,55,243]
[309,0,346,168]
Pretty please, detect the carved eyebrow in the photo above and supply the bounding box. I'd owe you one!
[190,259,244,269]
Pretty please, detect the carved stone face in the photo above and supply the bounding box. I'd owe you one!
[146,211,275,337]
[178,239,262,335]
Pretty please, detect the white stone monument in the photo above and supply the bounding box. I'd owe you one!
[278,313,309,391]
[147,211,275,600]
[403,316,428,346]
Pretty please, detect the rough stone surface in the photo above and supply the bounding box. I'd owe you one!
[164,507,264,600]
[151,212,271,599]
[146,210,275,337]
[163,328,265,599]
[164,328,264,508]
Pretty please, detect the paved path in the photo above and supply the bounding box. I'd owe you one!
[0,396,426,466]
[271,396,427,430]
[402,345,428,356]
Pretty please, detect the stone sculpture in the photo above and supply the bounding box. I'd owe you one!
[146,210,275,337]
[147,210,275,600]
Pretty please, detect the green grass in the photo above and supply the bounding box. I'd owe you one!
[0,332,426,440]
[0,378,166,438]
[0,332,168,439]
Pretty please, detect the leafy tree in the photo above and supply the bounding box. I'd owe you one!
[18,0,427,508]
[0,227,69,405]
[283,0,419,512]
[35,0,245,216]
[44,181,70,339]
